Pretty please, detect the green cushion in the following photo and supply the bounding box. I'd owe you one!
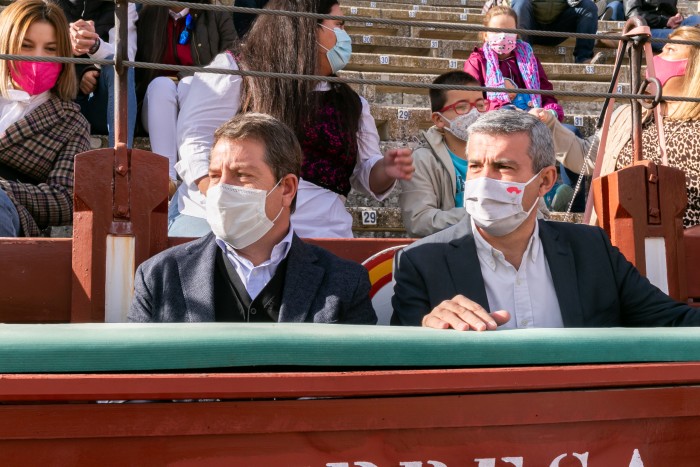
[1,323,700,373]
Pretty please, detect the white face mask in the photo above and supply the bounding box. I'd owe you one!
[464,171,541,237]
[206,180,283,249]
[438,108,481,141]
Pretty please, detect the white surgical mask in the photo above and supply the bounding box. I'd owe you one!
[318,24,352,74]
[438,108,481,141]
[206,180,283,249]
[464,171,541,237]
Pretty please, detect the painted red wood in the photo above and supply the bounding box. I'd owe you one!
[1,384,699,465]
[0,238,71,323]
[593,161,688,301]
[686,226,700,300]
[1,363,700,402]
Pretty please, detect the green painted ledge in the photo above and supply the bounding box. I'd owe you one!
[1,323,700,373]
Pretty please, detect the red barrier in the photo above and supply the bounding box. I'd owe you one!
[1,363,700,465]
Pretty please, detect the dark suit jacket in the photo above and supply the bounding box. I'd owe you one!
[391,218,700,327]
[129,233,377,324]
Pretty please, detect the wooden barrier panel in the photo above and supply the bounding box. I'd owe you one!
[2,325,700,465]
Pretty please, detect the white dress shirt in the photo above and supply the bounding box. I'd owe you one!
[174,52,394,238]
[0,89,50,135]
[215,227,294,301]
[88,4,138,61]
[472,219,563,329]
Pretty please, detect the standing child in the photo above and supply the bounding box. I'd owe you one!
[464,6,564,123]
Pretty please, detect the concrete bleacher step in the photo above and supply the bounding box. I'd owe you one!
[341,70,629,114]
[350,33,618,63]
[342,4,621,32]
[347,52,628,82]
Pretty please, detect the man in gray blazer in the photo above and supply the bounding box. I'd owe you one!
[391,111,700,330]
[129,113,376,324]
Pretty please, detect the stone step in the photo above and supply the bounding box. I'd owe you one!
[342,5,623,33]
[340,70,629,114]
[346,0,480,14]
[344,0,486,8]
[348,52,628,81]
[369,104,600,142]
[350,33,619,63]
[346,207,584,238]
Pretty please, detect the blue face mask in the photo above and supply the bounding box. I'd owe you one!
[318,24,352,74]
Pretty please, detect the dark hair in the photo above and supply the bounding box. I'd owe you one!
[429,71,481,112]
[238,0,361,143]
[213,112,303,211]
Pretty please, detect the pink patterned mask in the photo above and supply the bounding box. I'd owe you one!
[10,61,62,95]
[486,33,517,55]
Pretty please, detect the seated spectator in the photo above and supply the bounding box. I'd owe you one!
[56,0,137,147]
[233,0,269,38]
[533,26,700,227]
[0,0,91,237]
[136,1,236,196]
[129,113,377,324]
[465,6,587,212]
[399,71,487,238]
[510,0,598,64]
[600,0,625,21]
[623,0,700,52]
[391,111,700,329]
[465,6,565,119]
[172,0,413,238]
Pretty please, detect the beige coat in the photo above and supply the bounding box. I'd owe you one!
[545,104,634,224]
[399,127,467,237]
[546,104,633,179]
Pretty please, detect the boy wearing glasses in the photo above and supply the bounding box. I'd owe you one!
[399,71,488,238]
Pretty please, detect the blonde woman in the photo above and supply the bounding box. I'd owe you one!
[0,0,90,237]
[533,26,700,227]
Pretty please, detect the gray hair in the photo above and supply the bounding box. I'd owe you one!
[466,110,556,173]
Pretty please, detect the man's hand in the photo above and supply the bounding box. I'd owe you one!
[667,13,683,29]
[382,147,414,181]
[70,19,99,55]
[422,295,511,331]
[79,70,100,95]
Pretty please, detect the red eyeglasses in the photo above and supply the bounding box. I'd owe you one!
[438,99,490,114]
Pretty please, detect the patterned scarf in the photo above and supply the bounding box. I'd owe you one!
[483,40,542,108]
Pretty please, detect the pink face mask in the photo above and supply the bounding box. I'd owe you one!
[10,61,62,95]
[486,33,517,55]
[650,55,687,87]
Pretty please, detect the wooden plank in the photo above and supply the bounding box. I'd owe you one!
[1,386,699,465]
[2,363,700,402]
[0,238,71,323]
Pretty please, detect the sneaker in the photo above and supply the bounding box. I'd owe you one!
[596,0,608,18]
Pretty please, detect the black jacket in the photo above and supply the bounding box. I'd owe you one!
[624,0,678,28]
[51,0,114,41]
[135,8,237,100]
[391,218,700,328]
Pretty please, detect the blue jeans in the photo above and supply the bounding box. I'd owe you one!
[167,199,212,237]
[0,188,20,237]
[605,1,625,21]
[76,58,136,148]
[651,16,700,51]
[511,0,598,63]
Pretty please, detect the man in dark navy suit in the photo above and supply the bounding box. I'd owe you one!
[392,111,699,330]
